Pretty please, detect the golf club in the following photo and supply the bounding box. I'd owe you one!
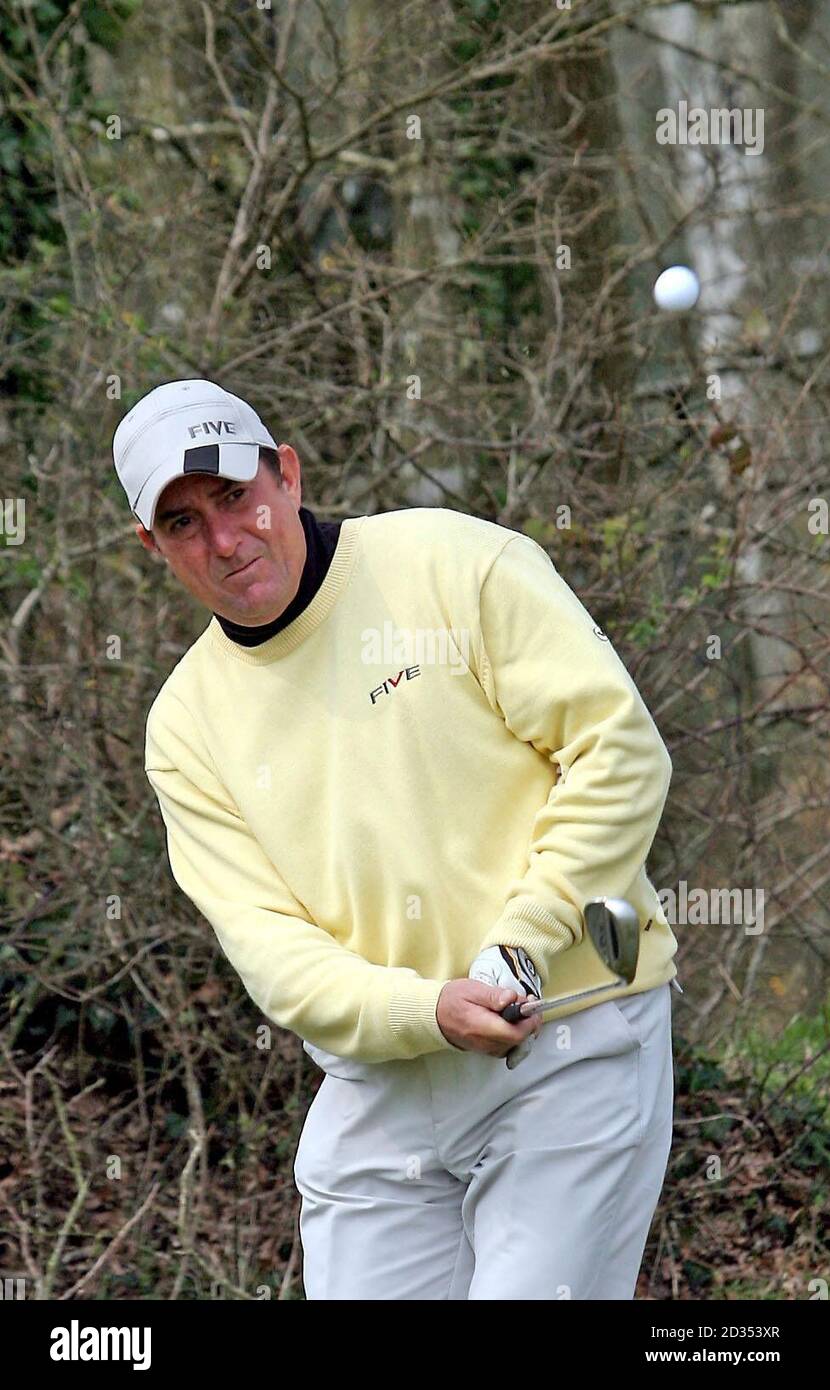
[500,898,641,1064]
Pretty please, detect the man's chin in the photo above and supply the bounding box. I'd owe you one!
[215,591,287,627]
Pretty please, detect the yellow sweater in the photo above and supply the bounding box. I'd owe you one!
[145,507,677,1063]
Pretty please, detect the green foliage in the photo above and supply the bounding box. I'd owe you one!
[445,1,539,350]
[682,1260,714,1294]
[164,1112,189,1139]
[675,1044,729,1095]
[738,1003,830,1122]
[0,550,42,580]
[83,0,141,47]
[599,511,646,573]
[522,517,561,547]
[63,570,91,601]
[0,0,139,409]
[462,0,503,24]
[626,615,660,647]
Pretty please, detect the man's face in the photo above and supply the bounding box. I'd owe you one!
[135,444,307,625]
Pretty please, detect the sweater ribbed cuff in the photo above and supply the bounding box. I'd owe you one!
[479,897,575,990]
[388,977,454,1057]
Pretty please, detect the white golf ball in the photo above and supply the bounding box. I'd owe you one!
[653,265,700,312]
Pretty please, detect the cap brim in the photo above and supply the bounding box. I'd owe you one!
[134,442,262,530]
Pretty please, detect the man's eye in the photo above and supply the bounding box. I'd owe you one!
[168,491,244,533]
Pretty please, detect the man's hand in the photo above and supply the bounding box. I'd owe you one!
[435,978,543,1058]
[467,945,543,1066]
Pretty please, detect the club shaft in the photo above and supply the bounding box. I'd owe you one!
[506,977,624,1022]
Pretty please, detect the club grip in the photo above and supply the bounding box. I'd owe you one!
[501,1001,526,1024]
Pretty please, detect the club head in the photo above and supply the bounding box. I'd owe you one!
[583,897,640,984]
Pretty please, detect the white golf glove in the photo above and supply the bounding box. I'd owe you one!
[468,945,543,1067]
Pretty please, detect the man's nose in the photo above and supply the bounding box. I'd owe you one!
[205,511,242,555]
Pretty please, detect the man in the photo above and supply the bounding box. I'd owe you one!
[113,377,680,1301]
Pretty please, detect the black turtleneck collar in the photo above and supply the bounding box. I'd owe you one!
[214,504,343,648]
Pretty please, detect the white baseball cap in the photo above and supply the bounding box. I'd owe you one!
[112,378,278,530]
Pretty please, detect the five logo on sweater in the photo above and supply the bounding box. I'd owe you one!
[369,666,421,704]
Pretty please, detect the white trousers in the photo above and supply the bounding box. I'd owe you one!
[293,982,674,1300]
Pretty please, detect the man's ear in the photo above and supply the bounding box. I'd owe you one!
[276,443,302,504]
[135,523,164,557]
